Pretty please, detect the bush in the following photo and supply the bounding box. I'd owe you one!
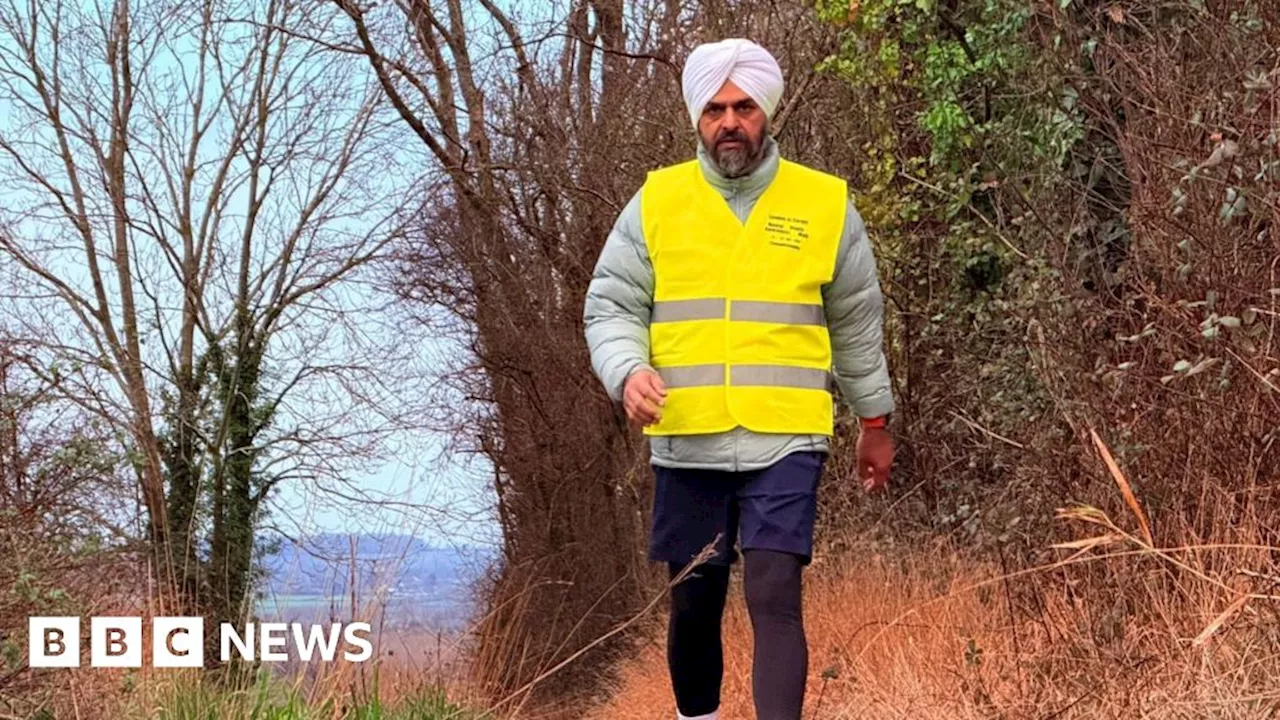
[0,340,139,718]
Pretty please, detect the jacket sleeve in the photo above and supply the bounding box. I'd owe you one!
[822,199,896,419]
[583,190,654,403]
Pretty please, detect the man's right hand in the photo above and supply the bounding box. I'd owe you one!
[623,368,666,427]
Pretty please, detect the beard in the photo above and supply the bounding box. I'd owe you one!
[701,127,766,179]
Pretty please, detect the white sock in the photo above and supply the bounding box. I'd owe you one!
[677,711,718,720]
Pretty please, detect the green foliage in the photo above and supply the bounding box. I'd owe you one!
[134,671,484,720]
[1,636,21,671]
[813,0,1081,376]
[155,332,283,625]
[817,0,1076,215]
[814,0,1086,546]
[816,0,1075,354]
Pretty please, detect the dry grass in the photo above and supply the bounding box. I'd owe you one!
[591,444,1280,720]
[22,633,488,720]
[4,591,484,719]
[593,543,1280,719]
[592,547,1017,720]
[26,518,1280,720]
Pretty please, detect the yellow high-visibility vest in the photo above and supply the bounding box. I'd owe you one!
[639,157,846,436]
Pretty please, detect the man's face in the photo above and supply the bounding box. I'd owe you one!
[697,80,768,178]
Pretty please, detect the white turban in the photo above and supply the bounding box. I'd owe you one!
[681,39,784,130]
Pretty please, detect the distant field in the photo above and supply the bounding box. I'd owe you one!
[257,589,474,632]
[258,534,490,633]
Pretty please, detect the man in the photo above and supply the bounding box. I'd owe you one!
[583,38,895,720]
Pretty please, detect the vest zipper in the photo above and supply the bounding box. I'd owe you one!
[724,189,740,443]
[732,184,747,471]
[729,186,745,474]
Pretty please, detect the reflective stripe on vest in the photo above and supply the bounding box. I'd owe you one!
[639,157,848,436]
[650,298,723,323]
[657,364,831,391]
[652,299,827,326]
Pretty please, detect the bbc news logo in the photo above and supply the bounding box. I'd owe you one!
[28,617,373,667]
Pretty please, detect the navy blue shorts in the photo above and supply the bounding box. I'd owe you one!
[648,451,826,567]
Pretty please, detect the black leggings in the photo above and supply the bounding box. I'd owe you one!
[667,550,807,719]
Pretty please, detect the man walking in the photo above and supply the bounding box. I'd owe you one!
[583,38,895,720]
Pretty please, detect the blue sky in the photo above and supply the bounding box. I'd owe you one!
[272,451,501,548]
[0,0,505,550]
[264,0,574,548]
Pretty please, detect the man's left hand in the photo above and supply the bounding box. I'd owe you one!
[856,427,894,492]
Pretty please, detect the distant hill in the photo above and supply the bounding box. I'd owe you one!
[257,533,495,631]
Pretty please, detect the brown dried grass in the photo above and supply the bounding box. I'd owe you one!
[592,437,1280,719]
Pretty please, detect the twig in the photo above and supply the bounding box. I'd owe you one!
[948,410,1026,449]
[809,673,831,719]
[1238,568,1280,587]
[460,541,721,720]
[1042,685,1102,719]
[897,171,1031,261]
[773,68,817,139]
[997,543,1024,686]
[1225,348,1280,395]
[1089,428,1154,547]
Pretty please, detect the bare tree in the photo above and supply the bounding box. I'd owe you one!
[0,0,414,632]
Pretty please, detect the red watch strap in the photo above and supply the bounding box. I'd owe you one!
[859,415,887,430]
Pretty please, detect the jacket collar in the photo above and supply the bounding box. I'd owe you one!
[696,134,780,199]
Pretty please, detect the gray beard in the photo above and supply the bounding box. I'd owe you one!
[701,135,767,179]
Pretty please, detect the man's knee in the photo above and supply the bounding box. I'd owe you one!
[744,550,803,622]
[670,563,730,618]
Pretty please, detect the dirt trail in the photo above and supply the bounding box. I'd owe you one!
[590,548,1277,719]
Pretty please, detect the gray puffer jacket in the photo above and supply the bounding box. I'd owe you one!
[583,137,895,471]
